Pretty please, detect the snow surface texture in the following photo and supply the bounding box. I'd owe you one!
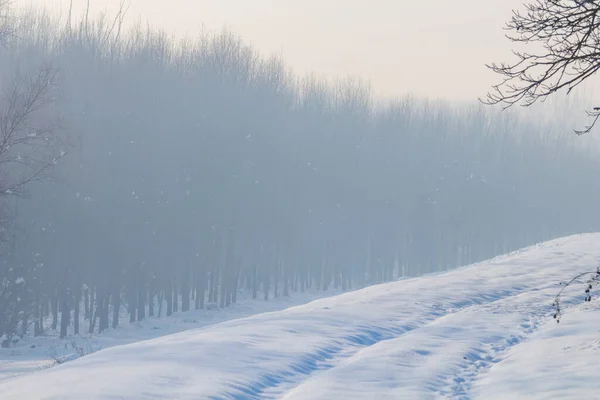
[1,233,599,399]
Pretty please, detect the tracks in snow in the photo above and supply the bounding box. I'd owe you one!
[439,299,550,398]
[439,283,588,399]
[218,284,563,400]
[1,236,597,400]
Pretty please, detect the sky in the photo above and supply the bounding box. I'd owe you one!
[17,0,533,102]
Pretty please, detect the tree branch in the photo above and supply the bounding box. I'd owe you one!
[482,0,600,134]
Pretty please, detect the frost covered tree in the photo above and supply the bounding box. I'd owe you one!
[483,0,600,134]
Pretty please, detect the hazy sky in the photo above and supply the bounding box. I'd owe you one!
[20,0,526,102]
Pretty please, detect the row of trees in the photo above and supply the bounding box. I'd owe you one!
[0,6,599,343]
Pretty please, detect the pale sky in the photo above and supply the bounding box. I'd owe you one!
[19,0,526,102]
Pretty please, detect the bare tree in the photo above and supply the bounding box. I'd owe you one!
[0,0,11,46]
[0,0,598,343]
[0,66,65,198]
[483,0,600,134]
[0,66,65,343]
[0,1,66,345]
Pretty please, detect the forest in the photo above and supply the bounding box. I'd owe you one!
[1,6,600,344]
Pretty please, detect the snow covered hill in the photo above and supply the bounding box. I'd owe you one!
[1,233,600,399]
[0,288,342,383]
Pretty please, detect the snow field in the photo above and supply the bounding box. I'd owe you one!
[1,233,599,399]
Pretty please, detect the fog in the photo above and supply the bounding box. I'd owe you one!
[24,0,527,101]
[1,6,600,339]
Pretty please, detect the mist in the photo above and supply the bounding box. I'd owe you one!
[1,6,599,340]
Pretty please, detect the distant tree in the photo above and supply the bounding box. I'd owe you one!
[0,1,10,44]
[2,1,599,345]
[483,0,600,134]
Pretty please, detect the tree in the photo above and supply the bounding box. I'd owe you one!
[0,1,66,346]
[483,0,600,323]
[483,0,600,134]
[0,1,10,45]
[1,1,599,344]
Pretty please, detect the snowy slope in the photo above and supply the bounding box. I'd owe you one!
[1,233,599,399]
[0,289,342,383]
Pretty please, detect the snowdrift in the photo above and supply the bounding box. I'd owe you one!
[1,234,599,399]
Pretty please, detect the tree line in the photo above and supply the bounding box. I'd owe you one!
[1,6,599,344]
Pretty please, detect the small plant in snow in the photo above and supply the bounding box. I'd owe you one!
[49,341,100,366]
[71,340,99,358]
[50,352,78,365]
[553,265,600,323]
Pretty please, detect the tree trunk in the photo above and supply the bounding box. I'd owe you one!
[84,287,90,320]
[51,295,59,330]
[99,294,109,333]
[181,278,190,312]
[263,268,270,301]
[273,262,279,298]
[88,303,97,334]
[148,287,155,317]
[59,293,70,339]
[231,271,239,304]
[195,267,205,310]
[157,291,163,317]
[172,283,179,313]
[21,314,28,337]
[137,287,145,321]
[283,262,289,297]
[73,288,80,335]
[34,302,42,337]
[211,270,219,303]
[226,279,232,307]
[207,271,215,303]
[166,281,173,317]
[89,289,95,322]
[252,264,258,300]
[220,276,227,308]
[112,291,120,329]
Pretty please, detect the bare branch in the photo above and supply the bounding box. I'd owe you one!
[0,64,66,198]
[553,265,600,323]
[0,0,13,46]
[482,0,600,134]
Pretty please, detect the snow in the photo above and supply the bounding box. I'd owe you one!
[0,289,342,384]
[472,303,600,399]
[2,233,600,399]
